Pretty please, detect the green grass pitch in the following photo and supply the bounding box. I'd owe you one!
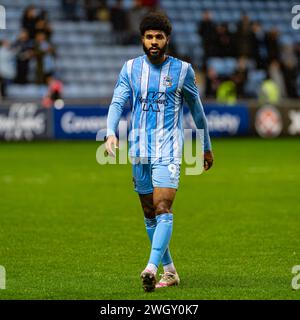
[0,138,299,300]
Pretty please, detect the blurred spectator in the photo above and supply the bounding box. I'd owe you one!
[33,32,56,84]
[282,61,298,98]
[61,0,79,21]
[217,80,237,105]
[280,43,298,97]
[0,40,16,98]
[281,43,297,68]
[21,5,39,39]
[215,23,234,57]
[84,0,109,21]
[236,14,253,57]
[295,42,300,71]
[3,0,299,101]
[196,11,300,99]
[268,60,286,98]
[259,76,281,105]
[42,75,64,108]
[98,2,110,21]
[12,30,34,84]
[265,27,280,62]
[250,21,268,69]
[110,0,129,45]
[204,65,220,98]
[127,0,149,44]
[35,12,53,40]
[197,10,216,62]
[231,56,249,98]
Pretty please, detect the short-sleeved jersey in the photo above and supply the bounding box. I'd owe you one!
[107,55,211,162]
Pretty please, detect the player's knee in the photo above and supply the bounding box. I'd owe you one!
[155,201,172,215]
[142,203,155,218]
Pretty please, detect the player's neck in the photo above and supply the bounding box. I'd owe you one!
[147,54,168,66]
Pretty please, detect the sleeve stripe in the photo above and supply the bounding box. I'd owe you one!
[126,59,134,93]
[179,62,190,89]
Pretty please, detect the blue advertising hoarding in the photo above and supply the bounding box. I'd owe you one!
[54,106,110,140]
[195,104,250,137]
[54,104,250,140]
[2,103,299,141]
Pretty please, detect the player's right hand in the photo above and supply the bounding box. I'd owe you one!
[105,135,119,157]
[204,150,214,171]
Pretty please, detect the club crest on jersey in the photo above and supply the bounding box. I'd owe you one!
[163,76,172,87]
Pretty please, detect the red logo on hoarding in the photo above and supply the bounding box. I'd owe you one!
[255,106,283,138]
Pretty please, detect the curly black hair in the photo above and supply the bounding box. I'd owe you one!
[139,11,172,36]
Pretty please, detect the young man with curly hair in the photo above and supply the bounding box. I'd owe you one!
[106,11,213,292]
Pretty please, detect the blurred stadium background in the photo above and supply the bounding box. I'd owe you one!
[0,0,300,138]
[0,0,300,300]
[0,0,300,102]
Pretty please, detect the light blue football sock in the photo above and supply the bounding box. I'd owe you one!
[144,217,157,241]
[144,217,173,266]
[147,213,173,268]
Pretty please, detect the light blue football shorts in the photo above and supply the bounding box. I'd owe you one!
[132,158,181,194]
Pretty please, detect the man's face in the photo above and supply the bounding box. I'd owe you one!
[36,32,46,42]
[142,30,169,60]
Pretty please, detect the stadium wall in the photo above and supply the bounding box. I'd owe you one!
[0,102,299,141]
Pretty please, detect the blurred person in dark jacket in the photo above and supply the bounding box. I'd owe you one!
[282,61,298,98]
[236,14,253,57]
[215,23,234,57]
[61,0,79,21]
[231,56,249,98]
[250,21,268,69]
[84,0,107,21]
[266,27,280,62]
[110,0,129,44]
[12,30,34,84]
[35,11,53,41]
[21,5,39,39]
[295,42,300,71]
[204,65,220,98]
[127,0,149,44]
[197,10,216,62]
[33,32,56,84]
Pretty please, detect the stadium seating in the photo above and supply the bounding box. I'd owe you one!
[2,0,300,99]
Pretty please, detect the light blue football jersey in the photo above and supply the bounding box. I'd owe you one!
[107,55,211,162]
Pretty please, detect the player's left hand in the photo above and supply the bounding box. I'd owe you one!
[204,150,214,171]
